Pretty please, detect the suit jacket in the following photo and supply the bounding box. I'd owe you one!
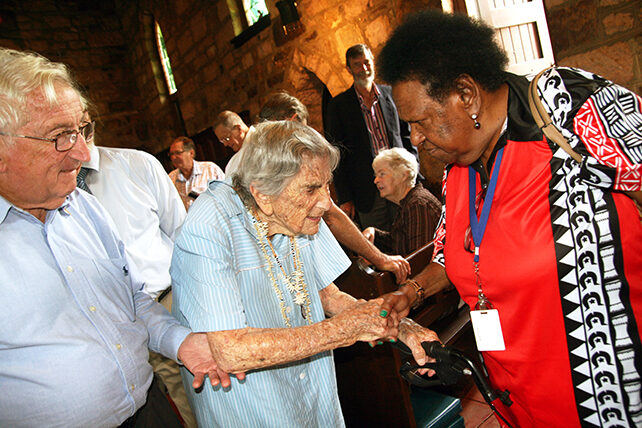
[325,83,413,213]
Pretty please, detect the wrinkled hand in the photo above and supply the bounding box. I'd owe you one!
[177,332,245,389]
[374,254,411,284]
[334,298,400,343]
[398,318,440,373]
[339,201,356,219]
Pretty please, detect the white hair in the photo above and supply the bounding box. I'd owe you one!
[372,147,419,187]
[0,48,85,134]
[232,120,340,209]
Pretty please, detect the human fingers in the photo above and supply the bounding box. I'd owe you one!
[379,290,411,319]
[399,320,440,366]
[348,300,399,342]
[393,257,411,283]
[192,372,206,389]
[214,368,231,388]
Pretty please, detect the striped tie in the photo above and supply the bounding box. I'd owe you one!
[76,167,92,194]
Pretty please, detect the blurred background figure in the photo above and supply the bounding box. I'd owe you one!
[213,110,254,176]
[362,147,441,257]
[325,43,415,231]
[258,90,310,124]
[168,135,224,211]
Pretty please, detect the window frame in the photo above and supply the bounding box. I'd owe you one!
[155,21,178,95]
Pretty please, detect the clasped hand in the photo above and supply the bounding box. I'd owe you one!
[177,332,245,389]
[347,296,440,371]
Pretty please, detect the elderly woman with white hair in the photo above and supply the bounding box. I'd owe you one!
[363,148,441,256]
[170,121,438,428]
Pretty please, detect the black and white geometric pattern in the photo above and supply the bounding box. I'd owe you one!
[540,68,642,427]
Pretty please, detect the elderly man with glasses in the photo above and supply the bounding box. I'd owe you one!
[0,47,236,427]
[168,135,225,211]
[212,110,254,176]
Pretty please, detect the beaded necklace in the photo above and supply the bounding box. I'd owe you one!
[251,211,312,327]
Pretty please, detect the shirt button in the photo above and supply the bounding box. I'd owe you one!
[130,384,135,391]
[115,344,122,350]
[89,306,96,312]
[66,266,73,272]
[299,372,306,380]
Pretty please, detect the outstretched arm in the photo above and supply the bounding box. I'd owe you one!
[324,202,410,283]
[380,262,451,319]
[207,287,399,373]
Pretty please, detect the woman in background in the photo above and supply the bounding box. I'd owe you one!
[362,147,441,256]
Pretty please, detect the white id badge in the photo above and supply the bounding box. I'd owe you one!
[470,309,506,351]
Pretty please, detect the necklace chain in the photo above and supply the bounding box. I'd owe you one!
[251,211,312,327]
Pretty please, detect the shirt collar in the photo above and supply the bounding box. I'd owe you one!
[355,83,381,108]
[191,160,203,177]
[0,194,11,225]
[176,160,200,182]
[82,144,100,172]
[0,192,72,226]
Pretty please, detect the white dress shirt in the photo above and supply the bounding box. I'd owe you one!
[83,144,186,298]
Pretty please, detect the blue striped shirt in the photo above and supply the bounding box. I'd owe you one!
[171,180,351,428]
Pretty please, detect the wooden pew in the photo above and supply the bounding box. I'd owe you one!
[333,243,465,428]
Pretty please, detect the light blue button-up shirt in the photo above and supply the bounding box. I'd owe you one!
[0,190,190,427]
[171,180,351,428]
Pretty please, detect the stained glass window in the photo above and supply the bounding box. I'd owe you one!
[242,0,269,26]
[155,22,177,95]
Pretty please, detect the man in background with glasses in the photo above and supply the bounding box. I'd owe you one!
[212,110,254,176]
[168,135,224,211]
[0,47,236,427]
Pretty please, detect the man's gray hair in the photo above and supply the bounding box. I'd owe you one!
[0,48,85,134]
[213,110,245,131]
[172,136,196,152]
[232,120,339,209]
[373,147,419,188]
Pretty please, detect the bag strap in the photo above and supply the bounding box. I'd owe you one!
[528,68,642,212]
[528,68,582,163]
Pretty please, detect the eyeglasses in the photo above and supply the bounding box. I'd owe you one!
[168,149,185,158]
[0,121,94,152]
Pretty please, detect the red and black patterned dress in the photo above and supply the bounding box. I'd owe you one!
[432,68,642,427]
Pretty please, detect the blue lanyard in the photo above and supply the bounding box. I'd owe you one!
[468,147,505,263]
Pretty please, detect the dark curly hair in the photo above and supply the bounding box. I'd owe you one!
[378,9,508,101]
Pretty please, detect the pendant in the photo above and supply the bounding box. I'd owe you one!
[294,292,306,306]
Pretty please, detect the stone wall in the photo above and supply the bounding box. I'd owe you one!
[0,1,145,150]
[117,0,440,154]
[545,0,641,94]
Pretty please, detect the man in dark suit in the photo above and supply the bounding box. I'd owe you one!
[325,44,414,230]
